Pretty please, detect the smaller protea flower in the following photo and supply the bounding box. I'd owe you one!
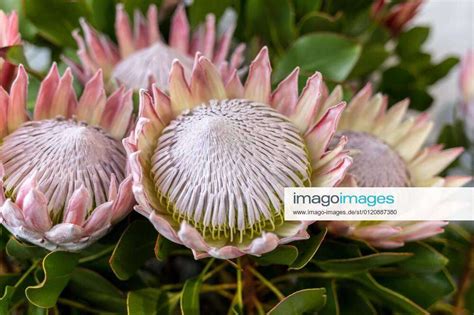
[0,64,134,251]
[125,47,352,259]
[320,84,471,248]
[459,50,474,140]
[372,0,422,35]
[0,9,21,90]
[65,4,244,91]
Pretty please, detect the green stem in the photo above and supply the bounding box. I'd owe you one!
[200,258,215,277]
[15,260,40,288]
[203,261,228,281]
[247,266,284,301]
[78,246,114,264]
[57,298,105,314]
[236,258,244,310]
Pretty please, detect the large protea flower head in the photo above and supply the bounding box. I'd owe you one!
[65,4,245,91]
[0,64,134,251]
[320,84,472,248]
[0,9,21,90]
[125,47,352,259]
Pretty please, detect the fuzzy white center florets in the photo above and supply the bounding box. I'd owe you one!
[112,42,194,90]
[0,118,126,216]
[331,131,410,187]
[151,99,311,241]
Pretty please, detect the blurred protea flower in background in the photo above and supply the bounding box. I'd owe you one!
[0,64,134,251]
[321,84,471,248]
[125,47,352,259]
[0,9,21,90]
[459,50,474,141]
[64,4,245,91]
[372,0,423,35]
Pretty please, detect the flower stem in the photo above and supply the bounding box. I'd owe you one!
[15,260,40,288]
[78,246,114,264]
[236,258,244,311]
[247,266,284,301]
[453,235,474,314]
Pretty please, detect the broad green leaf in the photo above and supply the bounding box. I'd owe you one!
[315,252,413,272]
[293,0,322,18]
[244,0,295,49]
[180,278,202,315]
[253,245,298,266]
[268,288,327,315]
[424,57,459,85]
[349,44,389,78]
[298,11,340,34]
[376,268,455,308]
[25,251,79,308]
[188,0,240,27]
[395,243,448,273]
[274,33,361,83]
[338,288,376,315]
[69,268,126,313]
[438,120,469,149]
[352,273,428,314]
[119,0,162,17]
[397,27,430,60]
[6,238,47,261]
[289,228,327,270]
[0,286,15,315]
[24,0,90,47]
[110,220,157,280]
[84,0,116,38]
[127,288,171,315]
[155,234,179,261]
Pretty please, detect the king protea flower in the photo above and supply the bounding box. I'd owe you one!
[0,9,21,90]
[0,64,134,251]
[321,84,472,248]
[124,47,352,259]
[65,4,245,91]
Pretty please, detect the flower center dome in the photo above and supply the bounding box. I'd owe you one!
[112,42,194,91]
[331,131,410,187]
[151,99,311,241]
[0,118,126,216]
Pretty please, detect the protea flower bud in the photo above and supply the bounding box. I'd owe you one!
[372,0,423,35]
[64,4,244,91]
[125,47,352,259]
[0,9,21,90]
[321,84,471,247]
[459,50,474,140]
[0,64,134,251]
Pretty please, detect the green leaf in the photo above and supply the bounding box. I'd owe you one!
[110,220,157,280]
[25,251,79,308]
[268,288,327,315]
[6,238,47,261]
[352,273,428,314]
[180,278,202,315]
[293,0,322,19]
[119,0,162,17]
[155,234,180,261]
[395,243,449,273]
[24,0,89,47]
[319,280,338,315]
[397,27,430,60]
[188,0,240,27]
[253,245,298,266]
[289,228,327,270]
[298,12,340,34]
[127,288,172,315]
[437,120,469,149]
[376,268,456,308]
[69,268,126,313]
[338,288,377,315]
[315,252,413,273]
[349,44,389,78]
[424,57,459,85]
[244,0,295,49]
[0,286,15,314]
[274,33,361,83]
